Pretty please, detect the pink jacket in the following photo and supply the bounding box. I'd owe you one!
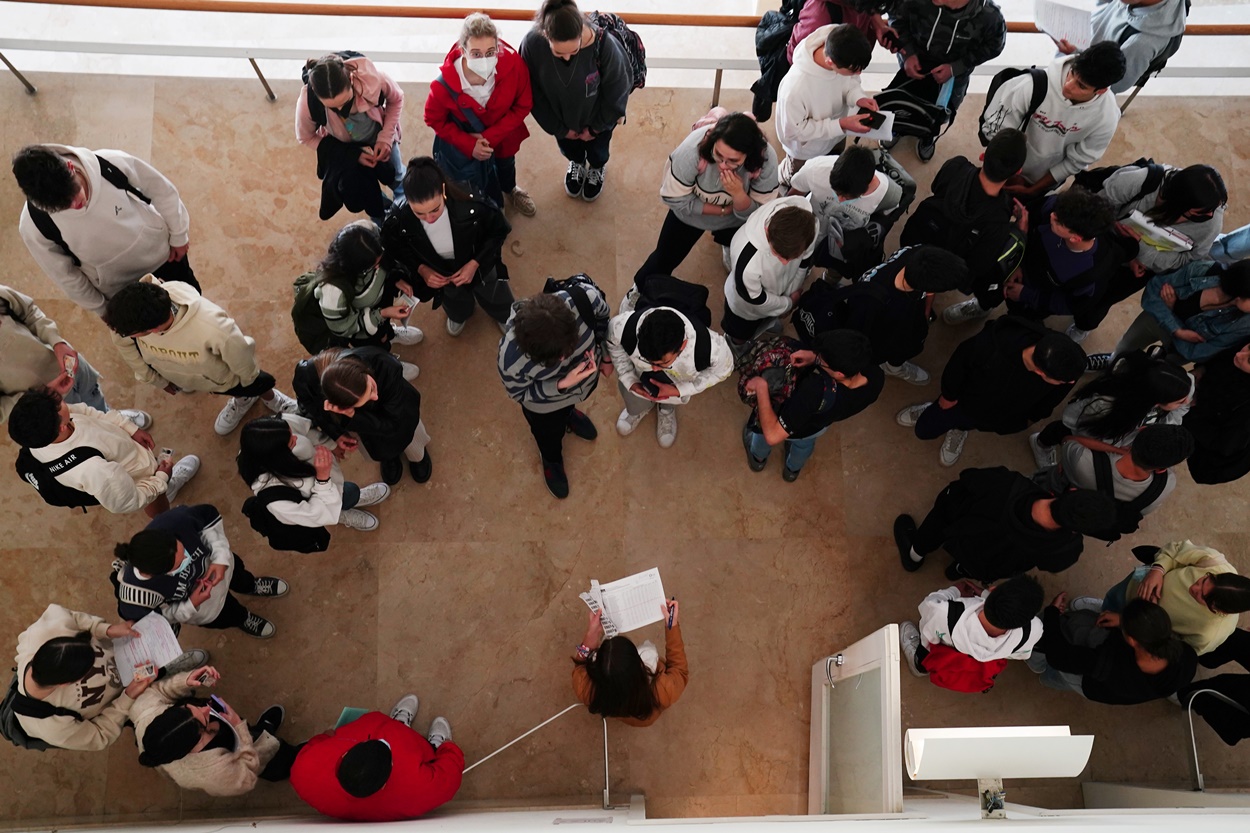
[786,0,879,62]
[295,56,404,150]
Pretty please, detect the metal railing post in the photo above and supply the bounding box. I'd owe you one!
[248,57,276,101]
[602,718,611,809]
[1119,83,1145,114]
[0,51,38,94]
[711,67,723,108]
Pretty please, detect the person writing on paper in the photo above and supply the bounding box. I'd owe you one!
[572,601,688,727]
[1053,0,1188,95]
[134,665,302,796]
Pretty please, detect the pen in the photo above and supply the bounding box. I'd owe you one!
[666,597,675,629]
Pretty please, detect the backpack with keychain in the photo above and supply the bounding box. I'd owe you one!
[590,11,647,92]
[736,334,803,408]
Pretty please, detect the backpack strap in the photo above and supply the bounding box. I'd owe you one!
[945,600,965,637]
[620,311,643,357]
[434,76,488,134]
[41,446,104,478]
[1125,470,1169,514]
[26,203,79,267]
[94,155,150,204]
[10,680,84,722]
[562,283,606,341]
[1012,619,1034,653]
[619,309,711,372]
[1135,163,1168,203]
[1022,68,1048,131]
[1091,449,1116,497]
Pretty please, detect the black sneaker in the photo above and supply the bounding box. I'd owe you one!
[582,166,606,202]
[380,457,403,485]
[742,422,767,472]
[566,409,598,441]
[564,161,586,197]
[241,613,276,639]
[916,136,936,162]
[944,561,966,582]
[782,461,801,482]
[248,576,289,597]
[894,515,923,573]
[410,450,432,483]
[256,704,284,736]
[542,459,570,499]
[1085,352,1113,374]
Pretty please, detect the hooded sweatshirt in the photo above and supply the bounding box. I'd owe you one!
[890,0,1006,76]
[295,56,404,151]
[775,25,867,160]
[0,284,69,421]
[981,55,1121,185]
[520,23,630,137]
[725,196,821,323]
[1098,164,1224,273]
[111,275,262,393]
[1091,0,1188,94]
[17,145,190,317]
[918,586,1043,661]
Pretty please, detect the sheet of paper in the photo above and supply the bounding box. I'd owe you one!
[860,109,895,143]
[579,580,614,637]
[1125,210,1194,252]
[597,568,667,636]
[112,612,184,685]
[1034,0,1094,50]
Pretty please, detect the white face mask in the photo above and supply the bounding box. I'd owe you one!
[465,55,497,79]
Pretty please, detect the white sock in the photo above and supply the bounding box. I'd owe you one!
[909,548,925,564]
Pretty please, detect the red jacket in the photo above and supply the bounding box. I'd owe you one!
[290,711,465,822]
[424,40,532,159]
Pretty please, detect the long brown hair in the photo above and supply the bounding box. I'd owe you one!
[313,348,372,408]
[304,54,352,101]
[573,636,659,720]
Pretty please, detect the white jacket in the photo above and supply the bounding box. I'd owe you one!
[248,414,346,527]
[606,309,734,404]
[918,587,1042,662]
[981,56,1120,185]
[17,145,190,316]
[724,196,820,322]
[775,25,867,159]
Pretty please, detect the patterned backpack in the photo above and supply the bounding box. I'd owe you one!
[736,335,801,409]
[590,11,647,91]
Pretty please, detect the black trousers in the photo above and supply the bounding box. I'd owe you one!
[632,210,739,287]
[219,370,277,398]
[720,302,767,342]
[911,482,971,556]
[522,404,576,466]
[152,255,200,294]
[554,129,615,168]
[1180,674,1250,746]
[442,266,515,324]
[1199,628,1250,672]
[201,554,257,631]
[256,737,305,781]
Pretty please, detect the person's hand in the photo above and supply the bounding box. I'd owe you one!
[937,396,956,410]
[745,376,769,397]
[372,141,392,163]
[1096,611,1122,629]
[930,63,954,84]
[856,96,879,112]
[1128,259,1148,278]
[558,351,598,390]
[1003,273,1024,302]
[651,380,681,400]
[472,137,493,161]
[629,382,662,402]
[52,342,79,373]
[187,665,220,688]
[578,129,595,141]
[790,289,803,304]
[395,279,415,298]
[1174,328,1206,344]
[131,428,156,450]
[598,358,614,377]
[357,147,378,169]
[203,563,227,588]
[582,610,605,651]
[47,372,75,395]
[163,382,180,395]
[156,458,174,477]
[790,349,818,368]
[124,675,154,699]
[721,172,745,199]
[213,696,245,727]
[451,259,479,287]
[168,243,189,262]
[565,129,581,140]
[1137,568,1165,602]
[903,54,926,80]
[876,22,899,52]
[1012,199,1029,233]
[955,578,985,597]
[839,113,873,134]
[189,578,214,609]
[312,445,334,480]
[106,621,140,639]
[420,265,451,289]
[336,435,359,454]
[1159,283,1178,309]
[1053,37,1078,55]
[1113,221,1142,242]
[663,599,680,629]
[380,304,412,320]
[1051,591,1069,614]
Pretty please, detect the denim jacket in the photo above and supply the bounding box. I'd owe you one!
[1142,260,1250,363]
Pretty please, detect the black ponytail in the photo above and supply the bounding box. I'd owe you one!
[401,157,472,204]
[535,0,585,42]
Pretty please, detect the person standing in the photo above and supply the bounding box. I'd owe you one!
[573,601,687,727]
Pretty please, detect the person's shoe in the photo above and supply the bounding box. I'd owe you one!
[899,622,928,677]
[391,325,424,346]
[566,409,598,441]
[1065,324,1090,344]
[340,508,380,531]
[781,456,801,483]
[401,361,420,381]
[241,613,276,639]
[542,459,570,499]
[742,422,767,472]
[248,576,289,597]
[1070,596,1104,613]
[894,514,924,573]
[355,482,391,507]
[882,361,930,386]
[508,186,537,217]
[564,161,586,197]
[942,299,990,325]
[618,285,640,316]
[410,450,432,483]
[944,561,966,582]
[582,166,606,202]
[163,649,210,674]
[616,408,646,437]
[256,705,285,736]
[165,455,200,503]
[1029,432,1057,470]
[721,245,732,273]
[427,716,452,748]
[916,137,937,162]
[656,405,678,448]
[896,403,931,428]
[380,457,404,486]
[446,317,467,337]
[214,396,258,435]
[119,409,152,429]
[262,390,299,415]
[939,429,968,467]
[1085,352,1113,374]
[390,694,419,727]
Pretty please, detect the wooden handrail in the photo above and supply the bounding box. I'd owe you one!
[6,0,1250,35]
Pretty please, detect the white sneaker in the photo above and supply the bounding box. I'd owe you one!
[446,318,466,337]
[656,405,678,448]
[340,508,379,531]
[165,455,200,502]
[618,285,640,316]
[899,622,927,678]
[882,361,930,386]
[1066,324,1090,344]
[391,325,424,346]
[427,716,452,747]
[401,361,420,381]
[390,694,419,727]
[1070,596,1104,613]
[942,299,990,325]
[119,409,152,429]
[354,482,391,507]
[722,245,732,273]
[214,396,257,435]
[1029,432,1057,470]
[616,407,647,437]
[262,389,299,415]
[896,403,931,427]
[939,429,968,467]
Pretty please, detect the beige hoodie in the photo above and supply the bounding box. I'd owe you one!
[112,275,261,392]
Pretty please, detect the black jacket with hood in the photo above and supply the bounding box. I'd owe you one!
[890,0,1006,76]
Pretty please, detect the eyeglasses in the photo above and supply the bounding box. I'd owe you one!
[467,48,498,58]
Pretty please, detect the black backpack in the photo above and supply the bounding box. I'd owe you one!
[978,67,1047,147]
[301,50,382,128]
[1,673,83,751]
[1086,451,1170,542]
[242,486,332,553]
[790,278,889,348]
[1072,157,1167,203]
[26,155,151,267]
[15,447,103,512]
[543,274,608,341]
[619,275,714,371]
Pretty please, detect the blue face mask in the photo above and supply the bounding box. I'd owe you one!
[170,551,194,576]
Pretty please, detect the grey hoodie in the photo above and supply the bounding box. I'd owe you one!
[1091,0,1188,94]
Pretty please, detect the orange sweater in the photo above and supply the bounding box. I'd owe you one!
[572,624,689,727]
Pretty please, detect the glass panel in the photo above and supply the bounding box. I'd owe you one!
[823,665,886,815]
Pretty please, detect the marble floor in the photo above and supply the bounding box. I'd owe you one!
[0,73,1248,829]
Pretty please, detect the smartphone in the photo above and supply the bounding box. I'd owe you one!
[158,447,174,463]
[880,29,899,50]
[63,355,77,379]
[209,694,228,714]
[857,108,886,130]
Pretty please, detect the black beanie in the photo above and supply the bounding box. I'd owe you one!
[1050,489,1118,534]
[337,739,393,798]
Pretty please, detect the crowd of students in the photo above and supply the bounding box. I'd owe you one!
[4,0,1250,821]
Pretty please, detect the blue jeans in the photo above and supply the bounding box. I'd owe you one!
[341,481,360,510]
[1213,223,1250,266]
[1102,566,1151,613]
[65,354,108,413]
[748,426,829,472]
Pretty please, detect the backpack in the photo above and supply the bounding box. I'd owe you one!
[790,278,889,348]
[978,67,1047,147]
[1086,451,1170,542]
[619,275,714,371]
[543,274,608,341]
[15,447,103,512]
[26,155,151,267]
[748,0,805,120]
[1,673,83,751]
[921,601,1033,694]
[301,50,378,128]
[242,486,332,553]
[875,81,951,144]
[1072,158,1167,203]
[291,270,338,355]
[736,334,802,408]
[590,11,647,92]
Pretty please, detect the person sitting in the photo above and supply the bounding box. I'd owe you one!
[786,0,898,63]
[290,695,463,821]
[572,602,687,727]
[1055,0,1188,95]
[1184,342,1250,485]
[134,665,299,795]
